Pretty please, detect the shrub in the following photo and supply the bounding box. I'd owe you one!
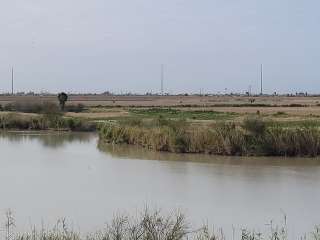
[0,113,95,132]
[66,117,96,131]
[3,103,14,111]
[41,102,62,116]
[274,111,286,116]
[242,116,266,136]
[3,101,61,114]
[65,104,86,113]
[118,118,143,127]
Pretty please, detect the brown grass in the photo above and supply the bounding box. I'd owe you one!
[1,96,320,124]
[99,116,320,157]
[1,95,320,107]
[65,111,129,119]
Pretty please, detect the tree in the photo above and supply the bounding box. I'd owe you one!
[58,92,68,111]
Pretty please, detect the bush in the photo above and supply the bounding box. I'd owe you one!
[66,117,96,131]
[65,104,86,113]
[3,103,14,111]
[155,116,188,130]
[118,118,143,127]
[242,116,266,136]
[0,113,30,130]
[3,101,61,114]
[41,102,62,116]
[0,113,96,132]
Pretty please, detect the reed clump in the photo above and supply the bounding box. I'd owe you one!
[99,116,320,157]
[4,208,320,240]
[0,113,96,132]
[0,100,94,131]
[1,101,86,114]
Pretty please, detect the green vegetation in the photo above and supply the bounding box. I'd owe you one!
[129,108,238,120]
[64,103,86,113]
[0,99,94,132]
[2,98,318,148]
[2,209,320,240]
[1,101,61,114]
[0,113,95,132]
[0,101,86,114]
[99,116,320,157]
[268,120,320,128]
[273,111,287,117]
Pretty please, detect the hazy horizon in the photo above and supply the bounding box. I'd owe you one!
[1,1,319,94]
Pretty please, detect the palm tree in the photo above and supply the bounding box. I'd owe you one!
[58,92,68,111]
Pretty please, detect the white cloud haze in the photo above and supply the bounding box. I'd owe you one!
[0,0,319,94]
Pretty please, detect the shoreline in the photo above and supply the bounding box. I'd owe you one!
[3,101,320,157]
[99,117,320,157]
[0,113,97,132]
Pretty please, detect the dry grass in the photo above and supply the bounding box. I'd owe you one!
[99,116,320,157]
[65,111,129,120]
[204,106,320,116]
[2,96,320,126]
[0,112,38,118]
[1,95,320,107]
[3,208,320,240]
[0,112,96,131]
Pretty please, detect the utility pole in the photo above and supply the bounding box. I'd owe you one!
[161,64,164,95]
[260,64,263,95]
[11,67,14,95]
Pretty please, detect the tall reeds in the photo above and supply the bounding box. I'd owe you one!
[0,113,96,132]
[99,116,320,157]
[1,101,85,114]
[3,208,320,240]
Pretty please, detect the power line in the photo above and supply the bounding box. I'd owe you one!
[11,67,14,95]
[260,64,263,95]
[161,64,164,95]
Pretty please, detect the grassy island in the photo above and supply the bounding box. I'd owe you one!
[2,97,320,157]
[99,116,320,157]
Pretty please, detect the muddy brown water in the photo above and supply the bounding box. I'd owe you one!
[0,132,319,237]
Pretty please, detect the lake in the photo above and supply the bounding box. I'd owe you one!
[0,132,319,238]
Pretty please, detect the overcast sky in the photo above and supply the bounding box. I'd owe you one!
[0,0,319,94]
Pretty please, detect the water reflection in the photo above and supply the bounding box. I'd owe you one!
[0,131,93,148]
[0,132,319,236]
[98,140,320,167]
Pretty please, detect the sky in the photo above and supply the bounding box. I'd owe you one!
[0,0,319,94]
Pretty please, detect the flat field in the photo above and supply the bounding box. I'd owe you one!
[0,95,320,107]
[1,95,320,123]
